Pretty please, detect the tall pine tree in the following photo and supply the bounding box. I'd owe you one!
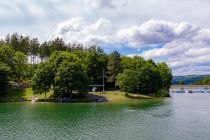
[106,51,121,88]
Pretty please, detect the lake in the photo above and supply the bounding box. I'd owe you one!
[0,93,210,140]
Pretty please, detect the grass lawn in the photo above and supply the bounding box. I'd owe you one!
[90,91,153,103]
[7,88,53,100]
[1,88,154,103]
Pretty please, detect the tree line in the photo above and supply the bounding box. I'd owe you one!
[194,78,210,85]
[0,33,172,98]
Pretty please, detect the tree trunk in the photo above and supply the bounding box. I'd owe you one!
[16,78,20,88]
[45,88,46,99]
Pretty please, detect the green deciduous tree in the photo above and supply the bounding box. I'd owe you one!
[54,60,89,97]
[0,45,29,88]
[137,62,161,95]
[48,51,79,73]
[13,51,27,87]
[194,77,210,85]
[32,51,90,98]
[116,69,139,93]
[121,56,146,71]
[117,57,171,96]
[157,62,173,91]
[31,62,54,99]
[0,45,16,69]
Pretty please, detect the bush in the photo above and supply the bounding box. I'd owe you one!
[156,89,170,97]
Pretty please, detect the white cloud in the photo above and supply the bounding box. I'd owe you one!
[193,29,210,44]
[54,18,113,46]
[84,35,111,46]
[1,0,210,75]
[87,18,111,31]
[0,36,5,40]
[127,29,210,75]
[117,19,199,47]
[55,19,201,48]
[56,18,84,36]
[54,17,210,75]
[85,0,120,8]
[49,0,60,3]
[0,0,47,18]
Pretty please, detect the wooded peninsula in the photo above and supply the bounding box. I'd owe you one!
[0,33,172,102]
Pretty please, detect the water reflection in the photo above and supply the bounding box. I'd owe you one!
[0,94,210,140]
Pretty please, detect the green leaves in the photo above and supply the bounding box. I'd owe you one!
[0,62,11,95]
[54,60,89,96]
[0,45,28,90]
[31,51,90,98]
[117,57,172,96]
[157,62,173,90]
[13,51,27,85]
[116,69,139,93]
[107,51,121,85]
[194,77,210,85]
[86,46,107,84]
[31,62,54,97]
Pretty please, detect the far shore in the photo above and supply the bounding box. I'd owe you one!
[171,85,210,89]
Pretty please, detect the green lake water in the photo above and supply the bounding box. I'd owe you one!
[0,94,210,140]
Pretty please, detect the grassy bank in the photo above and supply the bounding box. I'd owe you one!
[0,88,154,103]
[91,91,153,103]
[0,88,53,102]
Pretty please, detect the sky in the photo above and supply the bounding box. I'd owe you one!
[1,0,210,76]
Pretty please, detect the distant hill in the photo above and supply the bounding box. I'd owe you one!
[172,75,210,85]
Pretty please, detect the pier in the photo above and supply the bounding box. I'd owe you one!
[170,85,210,93]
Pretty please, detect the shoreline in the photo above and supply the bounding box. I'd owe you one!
[0,91,157,103]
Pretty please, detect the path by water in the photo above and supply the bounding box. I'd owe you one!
[0,93,210,140]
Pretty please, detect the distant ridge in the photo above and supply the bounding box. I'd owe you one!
[172,75,210,85]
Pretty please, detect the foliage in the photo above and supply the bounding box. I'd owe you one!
[31,62,54,98]
[121,56,146,71]
[13,51,27,86]
[137,61,162,95]
[117,58,172,96]
[179,80,185,85]
[29,38,39,64]
[106,51,121,86]
[156,89,170,97]
[157,62,173,91]
[19,36,30,54]
[24,64,39,80]
[194,78,210,85]
[116,69,139,93]
[0,45,16,69]
[54,60,89,97]
[49,38,66,55]
[1,33,173,98]
[86,46,107,84]
[32,51,90,98]
[48,51,79,72]
[0,62,11,96]
[0,45,28,89]
[39,41,50,61]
